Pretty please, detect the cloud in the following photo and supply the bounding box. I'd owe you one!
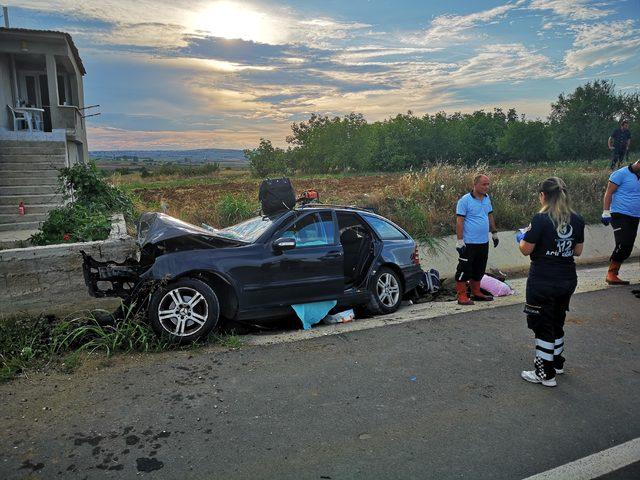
[561,20,640,75]
[87,123,289,150]
[411,1,523,45]
[20,0,372,50]
[528,0,612,21]
[448,44,556,86]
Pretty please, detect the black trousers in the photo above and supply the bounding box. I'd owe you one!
[455,242,489,282]
[610,150,627,170]
[524,274,577,378]
[610,213,639,263]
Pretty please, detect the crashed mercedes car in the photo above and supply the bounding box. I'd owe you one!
[82,205,423,342]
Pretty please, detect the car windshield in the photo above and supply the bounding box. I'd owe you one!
[216,216,276,243]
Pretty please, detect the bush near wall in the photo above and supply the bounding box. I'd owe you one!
[31,163,134,245]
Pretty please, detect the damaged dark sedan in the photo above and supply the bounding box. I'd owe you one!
[82,205,423,342]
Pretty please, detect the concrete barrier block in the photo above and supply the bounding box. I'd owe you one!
[419,223,640,278]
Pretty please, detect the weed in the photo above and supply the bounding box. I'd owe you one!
[209,333,244,349]
[52,306,170,356]
[59,351,82,374]
[0,315,55,381]
[215,194,258,227]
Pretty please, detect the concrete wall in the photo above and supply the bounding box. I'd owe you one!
[1,222,637,319]
[418,223,640,278]
[0,215,136,318]
[0,53,13,130]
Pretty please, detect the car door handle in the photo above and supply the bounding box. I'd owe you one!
[322,251,343,259]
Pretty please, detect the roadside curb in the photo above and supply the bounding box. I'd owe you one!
[242,262,640,347]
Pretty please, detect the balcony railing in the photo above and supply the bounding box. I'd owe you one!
[58,105,85,132]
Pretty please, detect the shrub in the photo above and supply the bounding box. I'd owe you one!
[31,162,134,245]
[215,194,258,227]
[59,162,134,218]
[30,203,111,245]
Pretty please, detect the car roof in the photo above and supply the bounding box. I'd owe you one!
[296,203,375,214]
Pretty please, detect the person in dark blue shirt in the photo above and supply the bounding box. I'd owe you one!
[517,177,585,387]
[608,120,631,170]
[454,173,500,305]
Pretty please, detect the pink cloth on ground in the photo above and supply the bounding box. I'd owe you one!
[480,274,515,296]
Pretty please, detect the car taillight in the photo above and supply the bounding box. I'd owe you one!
[411,245,420,266]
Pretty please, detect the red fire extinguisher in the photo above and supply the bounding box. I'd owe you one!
[18,201,25,215]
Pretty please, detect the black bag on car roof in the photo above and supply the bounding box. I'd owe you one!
[259,177,296,216]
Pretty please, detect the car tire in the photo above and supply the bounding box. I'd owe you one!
[366,266,403,315]
[149,278,220,343]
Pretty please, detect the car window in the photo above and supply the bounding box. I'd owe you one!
[217,216,275,242]
[363,215,406,240]
[319,211,336,244]
[281,213,334,247]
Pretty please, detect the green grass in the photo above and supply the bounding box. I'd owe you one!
[0,305,244,383]
[116,175,233,192]
[215,194,258,227]
[208,333,244,349]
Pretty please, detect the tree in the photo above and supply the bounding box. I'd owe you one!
[497,120,549,163]
[244,139,289,177]
[548,80,623,161]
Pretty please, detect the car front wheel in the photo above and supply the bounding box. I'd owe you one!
[149,278,220,343]
[366,266,403,315]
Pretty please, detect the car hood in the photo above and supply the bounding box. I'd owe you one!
[136,212,238,248]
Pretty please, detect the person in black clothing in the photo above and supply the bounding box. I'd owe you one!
[516,177,585,387]
[609,120,631,170]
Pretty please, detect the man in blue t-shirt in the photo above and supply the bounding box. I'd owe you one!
[601,160,640,284]
[608,120,631,170]
[455,173,500,305]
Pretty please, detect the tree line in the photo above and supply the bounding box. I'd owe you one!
[244,80,639,176]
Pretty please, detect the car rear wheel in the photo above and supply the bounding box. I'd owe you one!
[366,266,403,315]
[149,278,220,343]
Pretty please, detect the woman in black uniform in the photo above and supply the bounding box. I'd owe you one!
[517,177,585,387]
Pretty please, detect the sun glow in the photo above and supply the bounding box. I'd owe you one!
[192,2,278,43]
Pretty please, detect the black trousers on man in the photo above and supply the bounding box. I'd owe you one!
[524,274,577,380]
[610,213,640,263]
[455,242,489,282]
[610,150,627,170]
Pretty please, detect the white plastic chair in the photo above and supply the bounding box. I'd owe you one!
[8,106,30,131]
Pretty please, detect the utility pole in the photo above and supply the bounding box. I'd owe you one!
[2,6,9,28]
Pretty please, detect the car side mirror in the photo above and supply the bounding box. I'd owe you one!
[273,237,296,252]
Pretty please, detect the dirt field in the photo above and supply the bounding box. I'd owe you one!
[129,173,406,227]
[111,162,609,237]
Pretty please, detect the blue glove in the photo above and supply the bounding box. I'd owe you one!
[515,229,526,243]
[601,210,611,226]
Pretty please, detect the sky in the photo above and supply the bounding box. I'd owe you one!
[7,0,640,150]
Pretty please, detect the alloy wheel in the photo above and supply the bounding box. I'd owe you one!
[157,287,209,337]
[376,272,400,308]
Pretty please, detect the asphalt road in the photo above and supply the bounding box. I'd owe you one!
[1,287,639,480]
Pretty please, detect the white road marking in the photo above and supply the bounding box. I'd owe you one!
[522,437,640,480]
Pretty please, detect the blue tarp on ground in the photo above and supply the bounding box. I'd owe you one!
[292,300,337,330]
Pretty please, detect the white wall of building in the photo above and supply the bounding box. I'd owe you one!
[0,53,14,130]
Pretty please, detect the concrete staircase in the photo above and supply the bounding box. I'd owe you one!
[0,140,66,248]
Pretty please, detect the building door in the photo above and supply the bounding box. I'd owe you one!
[38,74,52,132]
